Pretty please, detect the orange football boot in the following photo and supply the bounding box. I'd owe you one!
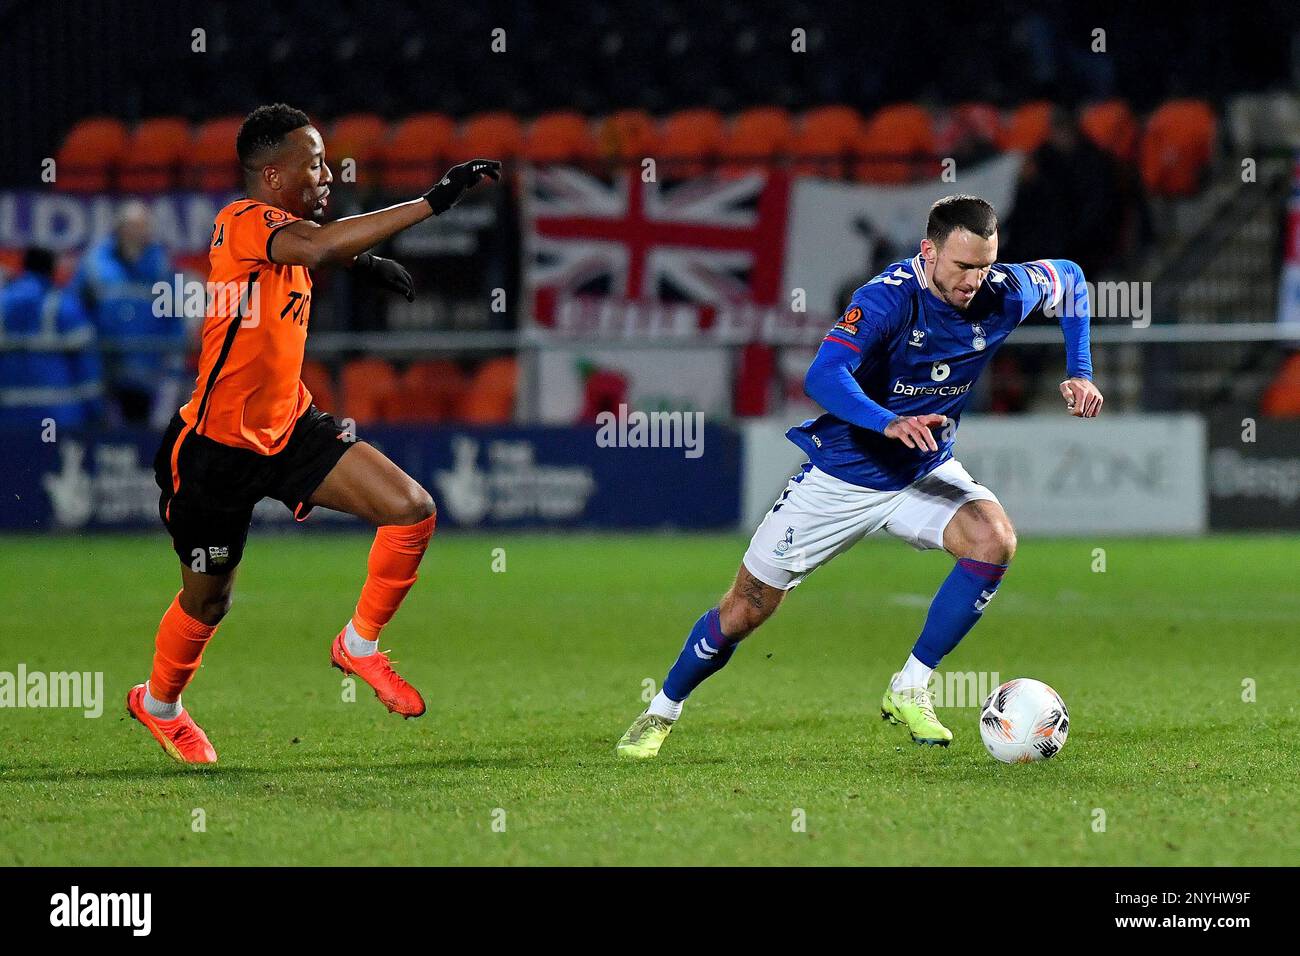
[126,684,218,764]
[330,631,427,718]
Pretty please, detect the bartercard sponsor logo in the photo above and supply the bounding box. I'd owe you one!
[891,379,972,397]
[49,886,151,936]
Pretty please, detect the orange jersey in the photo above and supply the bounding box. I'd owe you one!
[178,199,314,455]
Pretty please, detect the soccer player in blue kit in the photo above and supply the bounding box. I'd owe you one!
[617,195,1104,757]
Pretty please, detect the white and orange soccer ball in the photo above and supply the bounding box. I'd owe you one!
[979,678,1070,764]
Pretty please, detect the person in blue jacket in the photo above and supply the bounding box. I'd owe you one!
[72,201,185,425]
[0,247,102,431]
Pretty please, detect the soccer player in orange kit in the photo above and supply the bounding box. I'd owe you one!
[126,103,500,763]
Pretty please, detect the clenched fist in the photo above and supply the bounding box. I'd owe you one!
[1059,377,1103,418]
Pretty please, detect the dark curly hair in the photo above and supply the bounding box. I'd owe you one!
[236,103,312,170]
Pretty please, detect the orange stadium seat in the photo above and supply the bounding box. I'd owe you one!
[457,357,517,423]
[1080,100,1139,165]
[999,101,1054,153]
[596,109,659,163]
[299,359,338,413]
[340,357,399,425]
[658,108,726,178]
[721,106,793,175]
[937,102,1003,155]
[1260,352,1300,417]
[55,117,130,192]
[451,112,524,162]
[857,104,937,183]
[118,117,191,192]
[187,116,243,190]
[790,105,864,178]
[390,359,469,423]
[1139,99,1217,197]
[329,113,390,185]
[523,111,598,165]
[380,113,457,192]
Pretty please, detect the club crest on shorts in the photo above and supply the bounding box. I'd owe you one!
[774,526,795,556]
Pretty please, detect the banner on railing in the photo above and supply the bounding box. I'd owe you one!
[519,161,1024,423]
[534,346,733,424]
[1,424,741,532]
[521,166,791,334]
[781,153,1022,317]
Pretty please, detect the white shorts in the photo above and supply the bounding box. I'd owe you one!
[742,459,1000,590]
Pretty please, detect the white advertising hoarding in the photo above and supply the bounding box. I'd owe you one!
[741,414,1207,534]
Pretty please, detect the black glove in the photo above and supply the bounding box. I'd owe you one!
[352,252,414,302]
[423,158,502,215]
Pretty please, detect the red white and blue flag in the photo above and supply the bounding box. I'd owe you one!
[521,167,790,330]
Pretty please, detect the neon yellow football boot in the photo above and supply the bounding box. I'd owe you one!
[881,686,953,746]
[615,711,675,759]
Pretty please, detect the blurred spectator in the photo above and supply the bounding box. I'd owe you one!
[0,248,103,430]
[1001,108,1126,276]
[71,201,186,426]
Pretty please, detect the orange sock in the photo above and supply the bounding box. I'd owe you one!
[351,513,436,640]
[148,592,218,703]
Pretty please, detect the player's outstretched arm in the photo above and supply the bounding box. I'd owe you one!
[269,159,502,270]
[1039,259,1103,419]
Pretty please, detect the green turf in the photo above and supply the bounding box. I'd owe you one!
[0,531,1296,866]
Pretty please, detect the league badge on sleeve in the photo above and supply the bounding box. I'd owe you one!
[834,306,862,335]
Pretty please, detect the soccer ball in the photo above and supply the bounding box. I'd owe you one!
[979,678,1069,764]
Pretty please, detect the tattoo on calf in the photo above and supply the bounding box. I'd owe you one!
[741,575,768,612]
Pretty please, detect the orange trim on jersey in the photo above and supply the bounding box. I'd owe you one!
[165,421,194,521]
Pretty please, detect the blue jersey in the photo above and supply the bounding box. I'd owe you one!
[788,253,1093,490]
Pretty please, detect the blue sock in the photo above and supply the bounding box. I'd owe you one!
[911,558,1008,668]
[662,608,737,702]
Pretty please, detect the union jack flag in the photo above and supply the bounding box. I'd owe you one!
[522,166,790,327]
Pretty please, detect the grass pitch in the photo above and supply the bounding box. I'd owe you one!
[1,531,1296,866]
